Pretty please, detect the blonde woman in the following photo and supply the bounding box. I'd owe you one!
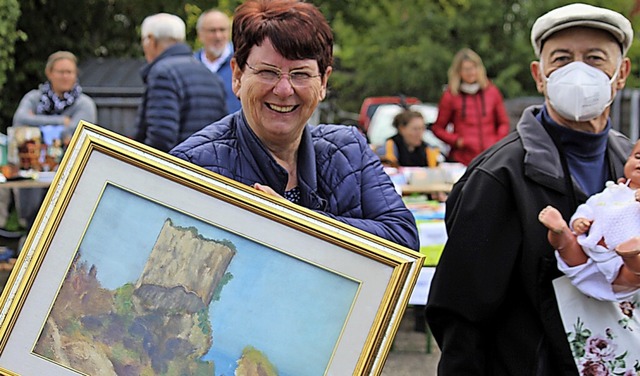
[431,48,509,165]
[12,51,96,143]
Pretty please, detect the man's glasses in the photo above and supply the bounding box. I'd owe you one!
[246,64,321,87]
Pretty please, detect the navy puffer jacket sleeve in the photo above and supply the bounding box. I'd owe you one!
[136,43,227,152]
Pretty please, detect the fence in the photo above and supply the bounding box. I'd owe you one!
[78,58,146,138]
[611,88,640,140]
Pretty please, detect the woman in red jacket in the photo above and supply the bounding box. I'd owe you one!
[431,48,510,166]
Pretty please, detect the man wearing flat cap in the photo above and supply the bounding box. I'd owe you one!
[426,3,634,375]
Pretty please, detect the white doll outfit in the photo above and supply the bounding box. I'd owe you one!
[555,181,640,301]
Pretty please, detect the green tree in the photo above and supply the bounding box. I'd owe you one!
[1,0,223,132]
[0,0,23,119]
[3,0,639,129]
[329,0,640,112]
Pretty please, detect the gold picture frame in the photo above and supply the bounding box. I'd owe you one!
[0,121,424,376]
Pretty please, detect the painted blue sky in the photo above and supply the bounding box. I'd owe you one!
[76,184,359,375]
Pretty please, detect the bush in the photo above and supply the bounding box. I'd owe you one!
[0,0,22,119]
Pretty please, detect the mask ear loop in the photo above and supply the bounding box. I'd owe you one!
[603,55,623,109]
[539,59,548,82]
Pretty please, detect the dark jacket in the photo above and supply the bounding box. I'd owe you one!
[426,105,632,375]
[431,83,510,166]
[170,112,419,250]
[135,43,227,152]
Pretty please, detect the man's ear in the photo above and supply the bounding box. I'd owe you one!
[615,57,631,90]
[530,61,545,94]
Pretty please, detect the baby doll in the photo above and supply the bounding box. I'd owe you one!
[538,140,640,301]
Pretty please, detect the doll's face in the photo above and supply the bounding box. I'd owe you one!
[624,141,640,189]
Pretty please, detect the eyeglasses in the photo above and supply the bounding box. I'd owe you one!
[246,64,321,87]
[51,69,76,76]
[202,27,229,34]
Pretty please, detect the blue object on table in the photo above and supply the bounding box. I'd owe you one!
[0,247,15,262]
[40,124,65,145]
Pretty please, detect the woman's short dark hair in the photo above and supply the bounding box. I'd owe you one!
[392,110,424,129]
[232,0,333,76]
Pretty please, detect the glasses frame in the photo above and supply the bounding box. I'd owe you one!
[245,64,322,88]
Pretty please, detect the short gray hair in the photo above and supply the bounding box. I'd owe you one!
[196,9,229,31]
[141,13,186,42]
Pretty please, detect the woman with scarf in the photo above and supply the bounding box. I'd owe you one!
[431,47,510,166]
[8,51,96,230]
[12,51,96,147]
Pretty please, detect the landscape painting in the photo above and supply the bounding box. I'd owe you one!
[33,183,360,376]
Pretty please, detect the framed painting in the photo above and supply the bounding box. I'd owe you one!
[0,121,424,376]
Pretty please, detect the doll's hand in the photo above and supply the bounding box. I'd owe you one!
[571,217,592,235]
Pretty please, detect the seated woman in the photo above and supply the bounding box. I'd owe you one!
[377,110,440,168]
[538,140,640,301]
[9,51,97,230]
[12,50,97,148]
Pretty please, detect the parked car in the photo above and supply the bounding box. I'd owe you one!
[358,96,421,134]
[367,103,449,157]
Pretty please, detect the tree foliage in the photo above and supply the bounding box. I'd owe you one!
[328,0,640,112]
[1,0,639,129]
[0,0,23,118]
[1,0,236,131]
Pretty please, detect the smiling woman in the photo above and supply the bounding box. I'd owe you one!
[170,0,419,251]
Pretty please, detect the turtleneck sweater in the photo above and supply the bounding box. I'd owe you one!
[537,105,610,196]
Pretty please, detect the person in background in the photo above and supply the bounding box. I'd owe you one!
[426,3,633,374]
[377,110,440,168]
[135,13,227,152]
[13,50,96,145]
[194,9,241,114]
[171,0,418,250]
[10,51,97,230]
[431,47,510,166]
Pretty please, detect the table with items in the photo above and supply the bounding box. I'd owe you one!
[383,164,466,350]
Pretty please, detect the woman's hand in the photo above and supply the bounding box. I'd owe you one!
[253,183,284,199]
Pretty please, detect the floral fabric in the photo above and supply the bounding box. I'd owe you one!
[554,276,640,375]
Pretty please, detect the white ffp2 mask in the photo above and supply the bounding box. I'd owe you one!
[543,61,618,122]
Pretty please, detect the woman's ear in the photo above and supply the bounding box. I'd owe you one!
[319,66,332,100]
[231,58,242,96]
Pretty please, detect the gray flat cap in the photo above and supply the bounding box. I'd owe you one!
[531,3,633,57]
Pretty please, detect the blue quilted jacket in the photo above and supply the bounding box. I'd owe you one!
[135,43,227,152]
[170,112,419,250]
